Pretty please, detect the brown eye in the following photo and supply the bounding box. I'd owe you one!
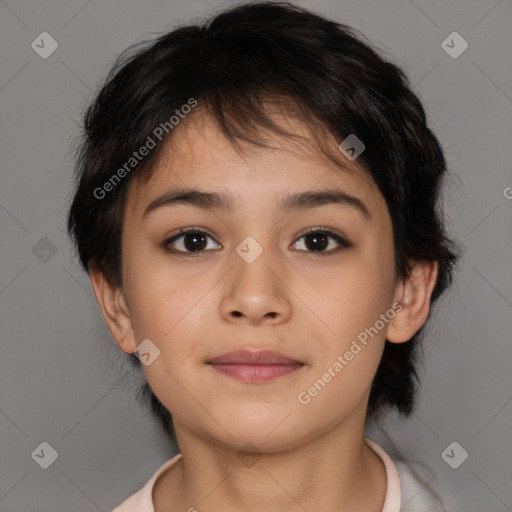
[163,229,220,254]
[291,229,351,256]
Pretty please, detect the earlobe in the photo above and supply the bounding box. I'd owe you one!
[387,260,439,344]
[89,266,137,354]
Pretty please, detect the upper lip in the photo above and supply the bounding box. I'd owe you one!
[208,349,302,365]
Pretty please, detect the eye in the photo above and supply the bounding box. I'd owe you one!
[291,228,352,256]
[162,227,352,256]
[162,228,220,255]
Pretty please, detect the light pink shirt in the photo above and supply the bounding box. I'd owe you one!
[113,437,443,512]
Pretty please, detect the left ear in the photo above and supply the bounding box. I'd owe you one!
[387,260,438,344]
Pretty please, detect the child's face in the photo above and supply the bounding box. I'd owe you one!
[115,111,401,450]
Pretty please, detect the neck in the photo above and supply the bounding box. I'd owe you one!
[155,413,387,512]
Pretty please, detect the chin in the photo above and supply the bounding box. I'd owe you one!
[202,407,311,453]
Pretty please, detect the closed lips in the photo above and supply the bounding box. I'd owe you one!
[207,349,302,365]
[207,350,304,383]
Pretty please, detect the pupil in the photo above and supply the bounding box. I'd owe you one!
[184,232,207,251]
[306,232,328,251]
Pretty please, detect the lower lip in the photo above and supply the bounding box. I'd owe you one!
[209,363,303,383]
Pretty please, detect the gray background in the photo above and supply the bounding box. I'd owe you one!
[0,0,511,511]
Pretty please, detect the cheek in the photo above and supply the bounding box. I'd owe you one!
[123,240,183,332]
[124,250,211,370]
[296,280,390,421]
[128,280,203,358]
[302,254,395,409]
[313,258,394,345]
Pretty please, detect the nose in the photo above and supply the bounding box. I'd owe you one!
[219,243,292,326]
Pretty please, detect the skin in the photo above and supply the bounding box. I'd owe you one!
[90,109,438,512]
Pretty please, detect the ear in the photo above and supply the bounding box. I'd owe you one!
[89,266,137,354]
[387,260,439,344]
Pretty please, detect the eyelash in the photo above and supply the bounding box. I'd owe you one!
[162,227,352,257]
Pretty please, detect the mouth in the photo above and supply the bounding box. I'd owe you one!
[207,349,305,383]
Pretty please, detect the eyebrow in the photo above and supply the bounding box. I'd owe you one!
[142,187,371,220]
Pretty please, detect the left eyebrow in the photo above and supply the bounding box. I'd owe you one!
[142,187,371,220]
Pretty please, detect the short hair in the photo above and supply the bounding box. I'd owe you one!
[67,1,459,438]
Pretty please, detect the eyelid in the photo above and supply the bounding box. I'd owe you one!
[298,226,350,241]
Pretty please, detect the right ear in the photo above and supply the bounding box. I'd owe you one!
[89,265,137,354]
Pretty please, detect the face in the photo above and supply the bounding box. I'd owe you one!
[116,111,400,452]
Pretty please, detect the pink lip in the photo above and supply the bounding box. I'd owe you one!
[208,350,304,383]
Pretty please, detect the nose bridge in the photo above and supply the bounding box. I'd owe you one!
[232,233,280,293]
[221,232,290,323]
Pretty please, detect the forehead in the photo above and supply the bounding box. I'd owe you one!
[125,109,386,221]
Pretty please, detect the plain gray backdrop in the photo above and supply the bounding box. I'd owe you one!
[1,0,511,511]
